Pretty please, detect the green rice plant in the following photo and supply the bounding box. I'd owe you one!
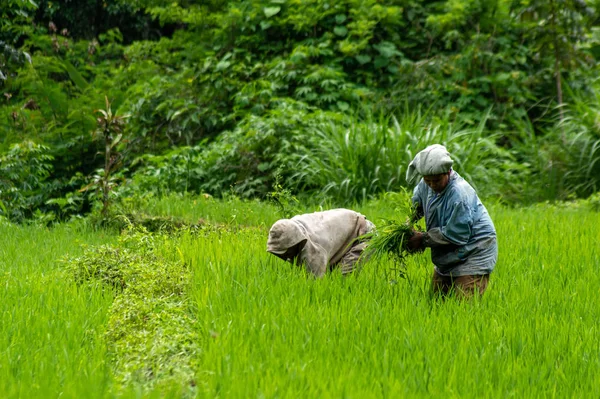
[364,220,415,260]
[3,195,600,398]
[180,200,600,398]
[115,191,286,228]
[0,221,117,399]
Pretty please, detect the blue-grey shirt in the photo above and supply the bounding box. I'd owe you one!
[412,171,497,276]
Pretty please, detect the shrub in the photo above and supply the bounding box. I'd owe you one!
[0,140,53,222]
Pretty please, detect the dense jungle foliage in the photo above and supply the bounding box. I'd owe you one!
[2,0,600,223]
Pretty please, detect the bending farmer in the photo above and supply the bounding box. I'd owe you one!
[406,144,498,297]
[266,208,375,277]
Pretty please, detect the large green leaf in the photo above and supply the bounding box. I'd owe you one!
[333,26,348,37]
[62,61,89,90]
[263,6,281,18]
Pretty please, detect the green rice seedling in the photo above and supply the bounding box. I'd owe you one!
[362,218,420,279]
[119,191,285,227]
[365,219,415,260]
[361,190,422,278]
[4,195,600,398]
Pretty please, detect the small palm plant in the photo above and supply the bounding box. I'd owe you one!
[82,96,129,219]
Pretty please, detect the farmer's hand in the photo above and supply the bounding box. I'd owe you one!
[407,231,425,253]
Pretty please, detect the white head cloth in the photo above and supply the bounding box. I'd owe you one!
[406,144,453,183]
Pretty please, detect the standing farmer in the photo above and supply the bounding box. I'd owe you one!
[266,208,375,277]
[406,144,497,297]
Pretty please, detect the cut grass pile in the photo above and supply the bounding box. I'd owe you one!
[63,226,199,396]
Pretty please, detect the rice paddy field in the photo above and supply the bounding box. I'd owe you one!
[1,195,599,398]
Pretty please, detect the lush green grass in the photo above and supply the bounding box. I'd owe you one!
[124,193,285,228]
[0,221,117,398]
[1,200,599,397]
[182,204,600,398]
[288,109,520,204]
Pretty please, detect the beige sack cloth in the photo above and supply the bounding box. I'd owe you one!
[267,208,369,277]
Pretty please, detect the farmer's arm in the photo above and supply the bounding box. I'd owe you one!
[410,204,424,223]
[410,182,426,222]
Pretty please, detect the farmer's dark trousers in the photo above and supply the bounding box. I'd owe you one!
[432,270,489,298]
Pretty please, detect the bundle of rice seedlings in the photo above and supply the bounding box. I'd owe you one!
[366,220,414,260]
[362,217,423,279]
[361,190,423,278]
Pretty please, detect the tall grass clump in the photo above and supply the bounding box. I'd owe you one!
[504,90,600,203]
[291,108,517,204]
[556,86,600,197]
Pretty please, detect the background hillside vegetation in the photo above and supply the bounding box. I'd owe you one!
[2,0,600,223]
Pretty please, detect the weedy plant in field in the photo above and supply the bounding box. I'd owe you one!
[82,96,129,221]
[267,170,302,219]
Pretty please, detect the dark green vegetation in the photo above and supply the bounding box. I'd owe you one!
[2,0,600,224]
